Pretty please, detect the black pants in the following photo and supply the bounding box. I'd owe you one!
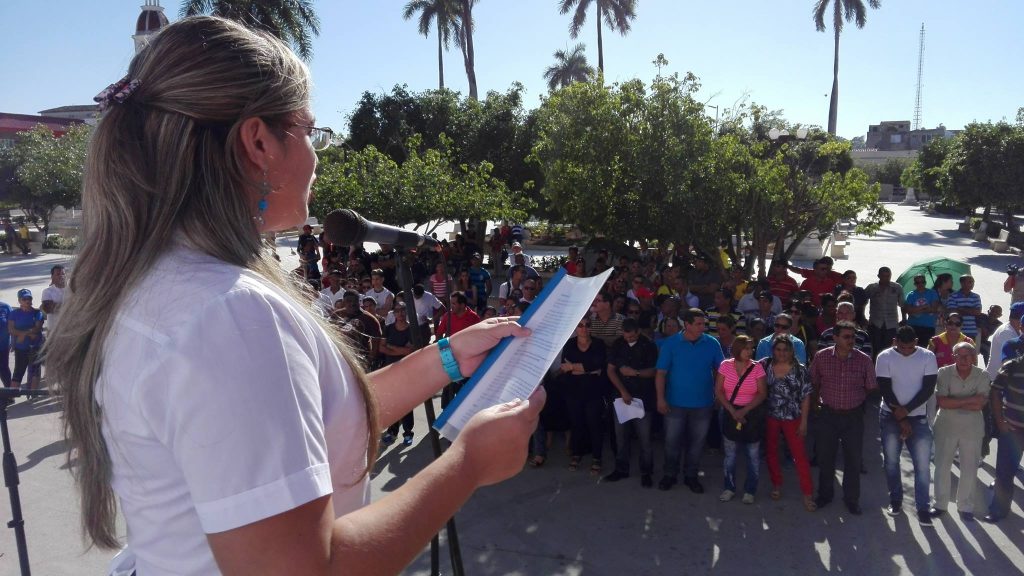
[816,405,865,505]
[566,389,604,462]
[868,325,897,360]
[12,348,38,385]
[911,325,935,345]
[387,411,414,437]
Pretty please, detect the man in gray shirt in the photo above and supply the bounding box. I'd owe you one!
[865,266,906,360]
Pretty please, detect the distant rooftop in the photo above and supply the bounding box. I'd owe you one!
[39,105,100,114]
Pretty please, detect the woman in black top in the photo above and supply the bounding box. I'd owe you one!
[560,318,608,474]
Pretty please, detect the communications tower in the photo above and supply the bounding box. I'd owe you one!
[913,24,925,131]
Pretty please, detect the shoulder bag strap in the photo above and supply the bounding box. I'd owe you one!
[728,363,757,406]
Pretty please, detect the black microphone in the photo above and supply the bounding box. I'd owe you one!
[322,209,439,249]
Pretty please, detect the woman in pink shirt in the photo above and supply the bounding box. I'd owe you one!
[429,261,453,303]
[715,335,768,504]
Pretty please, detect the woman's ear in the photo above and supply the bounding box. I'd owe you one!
[237,116,278,172]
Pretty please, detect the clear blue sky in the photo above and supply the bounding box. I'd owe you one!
[1,0,1020,140]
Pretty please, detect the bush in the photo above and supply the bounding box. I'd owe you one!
[43,234,77,251]
[534,255,568,273]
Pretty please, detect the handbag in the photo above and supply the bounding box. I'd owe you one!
[721,363,767,443]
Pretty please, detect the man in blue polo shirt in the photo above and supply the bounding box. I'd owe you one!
[0,300,10,387]
[655,308,725,493]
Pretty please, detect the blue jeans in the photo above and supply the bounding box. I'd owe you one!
[990,428,1024,519]
[723,437,761,494]
[880,411,933,510]
[663,406,713,480]
[613,409,653,475]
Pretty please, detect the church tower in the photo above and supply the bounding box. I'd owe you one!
[133,0,169,54]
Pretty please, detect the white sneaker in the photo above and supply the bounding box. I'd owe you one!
[719,489,735,502]
[742,493,755,504]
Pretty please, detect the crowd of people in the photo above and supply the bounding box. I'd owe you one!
[523,247,1024,526]
[1,217,34,256]
[276,225,1024,526]
[2,265,65,394]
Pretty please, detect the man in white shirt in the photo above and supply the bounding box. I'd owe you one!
[988,302,1023,379]
[388,285,446,344]
[41,265,66,332]
[319,271,346,310]
[875,326,938,524]
[363,269,394,315]
[498,265,525,301]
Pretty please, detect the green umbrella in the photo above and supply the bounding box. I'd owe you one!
[896,257,972,296]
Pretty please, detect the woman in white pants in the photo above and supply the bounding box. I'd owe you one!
[933,342,991,521]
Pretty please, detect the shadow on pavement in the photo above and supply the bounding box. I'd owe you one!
[17,439,67,473]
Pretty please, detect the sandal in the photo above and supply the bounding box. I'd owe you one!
[803,495,818,512]
[568,456,581,472]
[590,460,602,475]
[770,488,782,501]
[529,455,546,468]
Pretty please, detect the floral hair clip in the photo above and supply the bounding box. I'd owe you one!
[93,76,141,111]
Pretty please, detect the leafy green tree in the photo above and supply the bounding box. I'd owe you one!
[901,136,952,200]
[180,0,320,60]
[403,0,460,89]
[870,157,908,186]
[813,0,881,135]
[534,77,890,276]
[311,135,529,236]
[543,43,594,91]
[345,84,541,202]
[558,0,637,74]
[2,124,91,234]
[944,121,1024,225]
[533,73,715,252]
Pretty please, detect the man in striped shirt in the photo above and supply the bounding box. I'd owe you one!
[947,275,983,341]
[985,349,1024,523]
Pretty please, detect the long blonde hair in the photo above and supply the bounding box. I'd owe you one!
[46,16,377,549]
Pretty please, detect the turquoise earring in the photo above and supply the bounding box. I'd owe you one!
[255,170,270,225]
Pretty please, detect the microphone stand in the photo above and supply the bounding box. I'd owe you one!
[0,388,52,576]
[394,247,465,576]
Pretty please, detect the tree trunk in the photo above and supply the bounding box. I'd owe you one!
[436,19,445,89]
[983,204,992,220]
[827,29,840,135]
[462,0,478,100]
[596,4,604,74]
[782,230,812,263]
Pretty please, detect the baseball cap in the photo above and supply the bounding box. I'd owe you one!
[1010,301,1024,321]
[17,289,32,299]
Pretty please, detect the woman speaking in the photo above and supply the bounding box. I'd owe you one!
[47,16,543,576]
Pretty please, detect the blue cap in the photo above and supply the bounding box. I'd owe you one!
[17,289,32,300]
[1010,301,1024,321]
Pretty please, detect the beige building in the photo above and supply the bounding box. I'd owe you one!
[865,120,958,151]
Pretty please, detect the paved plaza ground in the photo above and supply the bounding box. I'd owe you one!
[1,204,1023,575]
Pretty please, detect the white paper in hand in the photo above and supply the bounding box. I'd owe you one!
[613,397,645,424]
[434,267,614,439]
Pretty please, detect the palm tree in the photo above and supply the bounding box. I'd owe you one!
[813,0,881,135]
[454,0,479,100]
[558,0,637,74]
[543,44,594,91]
[181,0,320,61]
[403,0,460,90]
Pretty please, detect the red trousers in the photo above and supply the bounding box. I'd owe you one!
[766,417,814,496]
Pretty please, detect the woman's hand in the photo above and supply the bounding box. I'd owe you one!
[452,387,546,487]
[448,317,531,378]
